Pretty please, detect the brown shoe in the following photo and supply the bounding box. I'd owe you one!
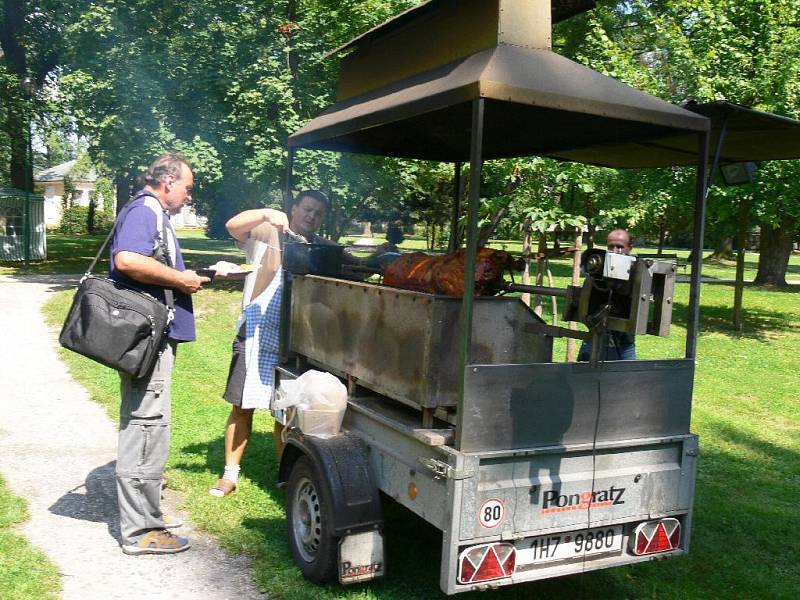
[209,478,237,498]
[122,530,190,555]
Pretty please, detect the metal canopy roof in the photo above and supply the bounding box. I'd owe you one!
[326,0,597,58]
[289,45,709,164]
[550,101,800,167]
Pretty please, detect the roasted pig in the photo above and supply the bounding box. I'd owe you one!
[383,248,520,296]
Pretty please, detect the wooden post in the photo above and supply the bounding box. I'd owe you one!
[566,228,584,362]
[547,264,557,325]
[521,218,532,306]
[533,233,547,317]
[733,197,751,331]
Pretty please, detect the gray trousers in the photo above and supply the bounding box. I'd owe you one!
[116,341,176,545]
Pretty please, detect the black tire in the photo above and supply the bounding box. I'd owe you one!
[286,456,339,583]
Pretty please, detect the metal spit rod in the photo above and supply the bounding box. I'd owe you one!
[503,282,568,297]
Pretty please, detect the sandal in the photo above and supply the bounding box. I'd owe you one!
[209,478,237,498]
[122,529,190,555]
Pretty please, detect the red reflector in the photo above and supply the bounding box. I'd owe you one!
[458,543,516,584]
[645,523,672,553]
[459,556,476,582]
[632,518,681,556]
[501,548,516,575]
[475,547,504,580]
[635,526,651,554]
[668,525,681,548]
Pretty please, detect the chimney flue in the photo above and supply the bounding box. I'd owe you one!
[336,0,557,100]
[499,0,552,50]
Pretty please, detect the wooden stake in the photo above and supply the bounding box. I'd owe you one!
[566,228,584,362]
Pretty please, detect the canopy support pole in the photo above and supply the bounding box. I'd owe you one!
[707,117,729,192]
[283,148,295,213]
[449,161,464,252]
[686,130,711,360]
[455,98,484,446]
[280,147,296,364]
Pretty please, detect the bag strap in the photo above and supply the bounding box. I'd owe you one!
[83,191,174,312]
[83,218,119,279]
[153,213,175,312]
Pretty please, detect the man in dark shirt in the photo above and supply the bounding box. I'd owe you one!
[111,153,209,554]
[578,228,637,361]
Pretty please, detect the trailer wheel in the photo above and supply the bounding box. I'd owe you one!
[287,456,338,583]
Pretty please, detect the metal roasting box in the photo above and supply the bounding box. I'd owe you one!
[288,275,553,410]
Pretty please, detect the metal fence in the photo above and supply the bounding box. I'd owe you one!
[0,188,47,261]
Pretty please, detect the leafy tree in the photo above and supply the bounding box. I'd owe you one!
[7,0,800,276]
[396,161,456,249]
[593,0,800,285]
[57,0,416,232]
[0,1,63,188]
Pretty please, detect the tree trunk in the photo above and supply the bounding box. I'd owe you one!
[476,170,522,246]
[285,1,299,94]
[115,172,133,215]
[6,100,29,190]
[2,0,31,189]
[711,236,734,260]
[754,216,795,287]
[657,221,666,254]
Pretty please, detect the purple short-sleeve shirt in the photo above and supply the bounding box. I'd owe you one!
[110,191,196,342]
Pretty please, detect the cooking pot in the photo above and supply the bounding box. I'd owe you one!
[283,242,344,276]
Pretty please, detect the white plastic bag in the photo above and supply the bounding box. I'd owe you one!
[273,370,347,410]
[274,370,348,436]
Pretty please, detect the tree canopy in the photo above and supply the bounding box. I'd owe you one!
[1,1,799,281]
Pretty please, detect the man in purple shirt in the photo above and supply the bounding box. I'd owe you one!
[111,153,209,555]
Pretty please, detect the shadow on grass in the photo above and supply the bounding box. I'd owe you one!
[679,417,800,597]
[672,292,800,342]
[177,430,285,503]
[699,416,800,492]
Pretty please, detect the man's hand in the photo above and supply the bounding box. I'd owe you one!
[115,251,210,292]
[177,270,211,294]
[260,208,289,232]
[226,208,289,241]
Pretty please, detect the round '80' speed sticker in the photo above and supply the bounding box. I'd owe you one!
[478,498,505,528]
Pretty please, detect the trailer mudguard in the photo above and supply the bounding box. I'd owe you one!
[278,431,383,536]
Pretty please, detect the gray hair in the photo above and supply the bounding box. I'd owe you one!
[143,153,190,187]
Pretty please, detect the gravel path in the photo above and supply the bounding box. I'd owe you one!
[0,274,266,600]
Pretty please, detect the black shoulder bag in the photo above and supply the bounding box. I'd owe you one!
[59,203,175,379]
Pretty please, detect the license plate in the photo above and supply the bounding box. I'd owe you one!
[515,525,623,566]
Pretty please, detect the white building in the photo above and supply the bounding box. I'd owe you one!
[34,160,207,229]
[34,160,98,226]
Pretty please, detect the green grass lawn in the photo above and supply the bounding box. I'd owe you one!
[0,228,244,277]
[0,477,61,600]
[33,232,800,599]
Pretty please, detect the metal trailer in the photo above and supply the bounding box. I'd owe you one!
[270,0,716,593]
